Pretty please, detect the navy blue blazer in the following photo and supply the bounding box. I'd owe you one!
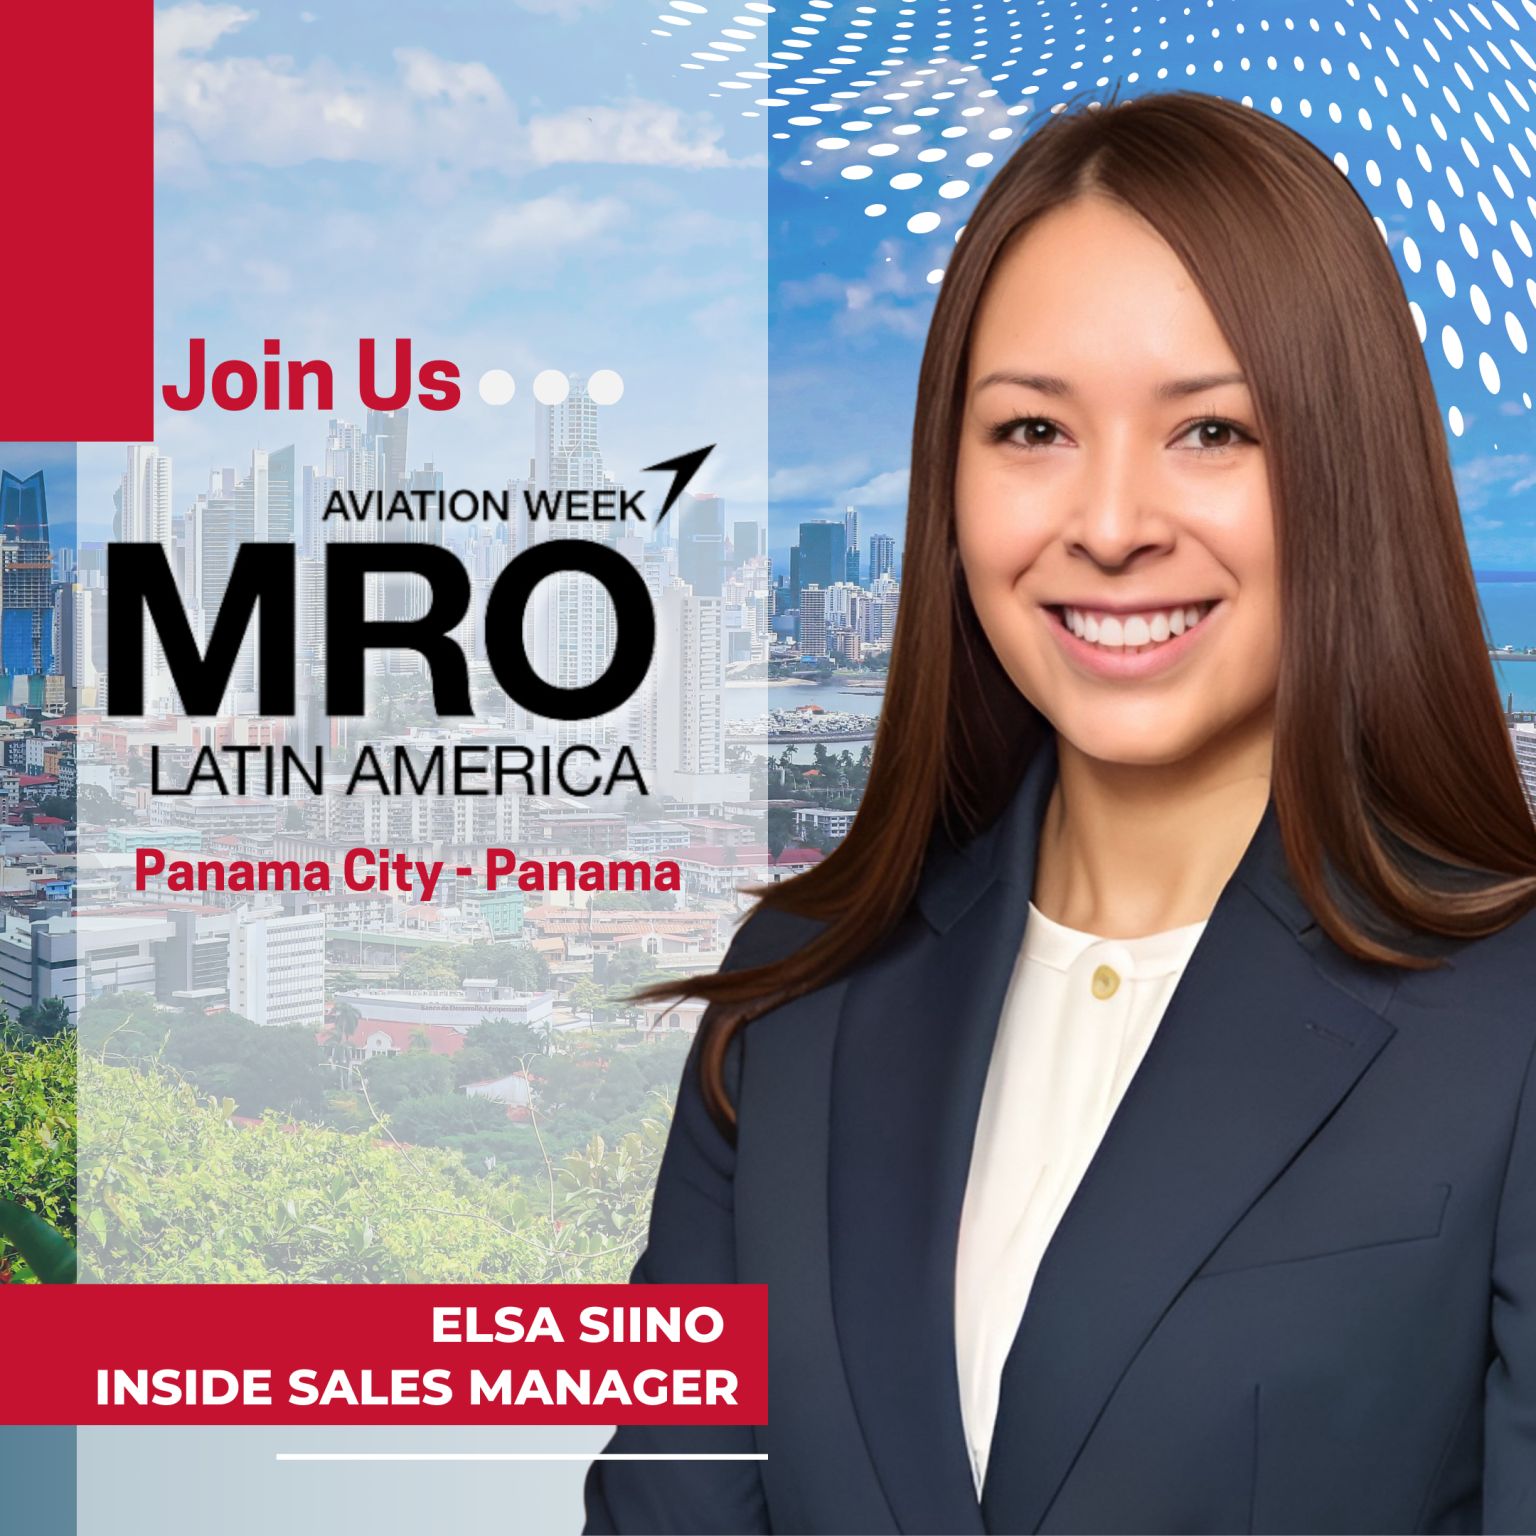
[583,732,1536,1534]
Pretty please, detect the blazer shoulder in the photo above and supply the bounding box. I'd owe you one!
[721,899,830,975]
[1393,897,1536,1037]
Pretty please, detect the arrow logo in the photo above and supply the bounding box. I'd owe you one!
[641,445,714,522]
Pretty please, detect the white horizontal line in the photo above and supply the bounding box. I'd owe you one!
[276,1453,768,1463]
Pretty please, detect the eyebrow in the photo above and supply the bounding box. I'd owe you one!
[971,369,1248,400]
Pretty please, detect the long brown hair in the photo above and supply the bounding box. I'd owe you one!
[634,88,1536,1132]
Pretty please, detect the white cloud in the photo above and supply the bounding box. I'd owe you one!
[778,238,935,339]
[395,47,506,105]
[153,5,751,178]
[768,457,874,501]
[155,6,430,168]
[1453,451,1536,512]
[153,1,252,66]
[529,100,738,170]
[845,466,910,508]
[480,192,628,253]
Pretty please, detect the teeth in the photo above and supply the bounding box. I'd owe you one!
[1060,601,1214,652]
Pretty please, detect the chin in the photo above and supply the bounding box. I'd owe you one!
[1049,708,1215,770]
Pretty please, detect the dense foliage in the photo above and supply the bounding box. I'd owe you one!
[78,1053,672,1283]
[0,1028,77,1283]
[5,965,691,1285]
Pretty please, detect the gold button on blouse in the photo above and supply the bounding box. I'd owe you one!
[1090,963,1121,1000]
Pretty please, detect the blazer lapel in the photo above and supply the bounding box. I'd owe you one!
[979,782,1399,1533]
[827,735,1061,1535]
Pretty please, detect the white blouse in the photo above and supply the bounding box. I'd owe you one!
[954,899,1209,1495]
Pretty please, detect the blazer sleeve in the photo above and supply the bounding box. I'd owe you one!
[581,923,771,1536]
[1484,1029,1536,1534]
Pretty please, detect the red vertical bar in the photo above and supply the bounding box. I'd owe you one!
[0,2,154,443]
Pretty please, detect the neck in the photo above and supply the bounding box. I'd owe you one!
[1031,706,1276,938]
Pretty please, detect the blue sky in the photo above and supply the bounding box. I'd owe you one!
[77,1,1536,581]
[739,1,1536,572]
[79,0,768,539]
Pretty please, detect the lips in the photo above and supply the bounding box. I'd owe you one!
[1042,598,1224,678]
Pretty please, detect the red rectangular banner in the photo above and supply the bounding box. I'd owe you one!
[0,1284,767,1426]
[0,3,153,442]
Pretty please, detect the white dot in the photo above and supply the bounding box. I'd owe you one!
[588,369,625,406]
[927,269,945,284]
[1448,404,1465,436]
[908,211,941,234]
[533,370,571,405]
[865,202,887,216]
[1480,352,1501,393]
[1442,324,1464,368]
[1507,313,1528,354]
[842,164,873,180]
[478,369,516,406]
[938,179,969,199]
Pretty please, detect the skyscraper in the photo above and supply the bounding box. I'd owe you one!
[0,470,53,675]
[732,519,761,563]
[519,374,627,749]
[678,493,726,599]
[795,520,846,602]
[799,585,829,659]
[533,375,611,492]
[189,448,293,699]
[117,445,172,547]
[267,444,296,543]
[365,407,410,499]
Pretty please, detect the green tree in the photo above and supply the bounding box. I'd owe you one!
[360,1051,455,1111]
[596,947,668,994]
[450,941,551,990]
[0,1030,76,1282]
[18,998,71,1042]
[76,783,132,827]
[387,1090,513,1144]
[399,951,460,992]
[453,1020,547,1087]
[590,890,676,912]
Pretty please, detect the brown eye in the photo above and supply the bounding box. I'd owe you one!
[1177,417,1255,452]
[990,416,1065,448]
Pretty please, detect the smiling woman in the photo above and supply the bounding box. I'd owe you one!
[954,191,1280,819]
[588,90,1536,1536]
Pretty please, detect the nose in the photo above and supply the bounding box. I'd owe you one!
[1064,428,1174,571]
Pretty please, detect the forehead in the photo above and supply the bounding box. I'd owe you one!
[967,195,1242,382]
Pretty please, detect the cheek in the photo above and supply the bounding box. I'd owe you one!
[954,463,1049,591]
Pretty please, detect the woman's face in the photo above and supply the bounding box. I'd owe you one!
[954,193,1280,770]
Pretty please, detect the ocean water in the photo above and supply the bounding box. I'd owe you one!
[1479,579,1536,712]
